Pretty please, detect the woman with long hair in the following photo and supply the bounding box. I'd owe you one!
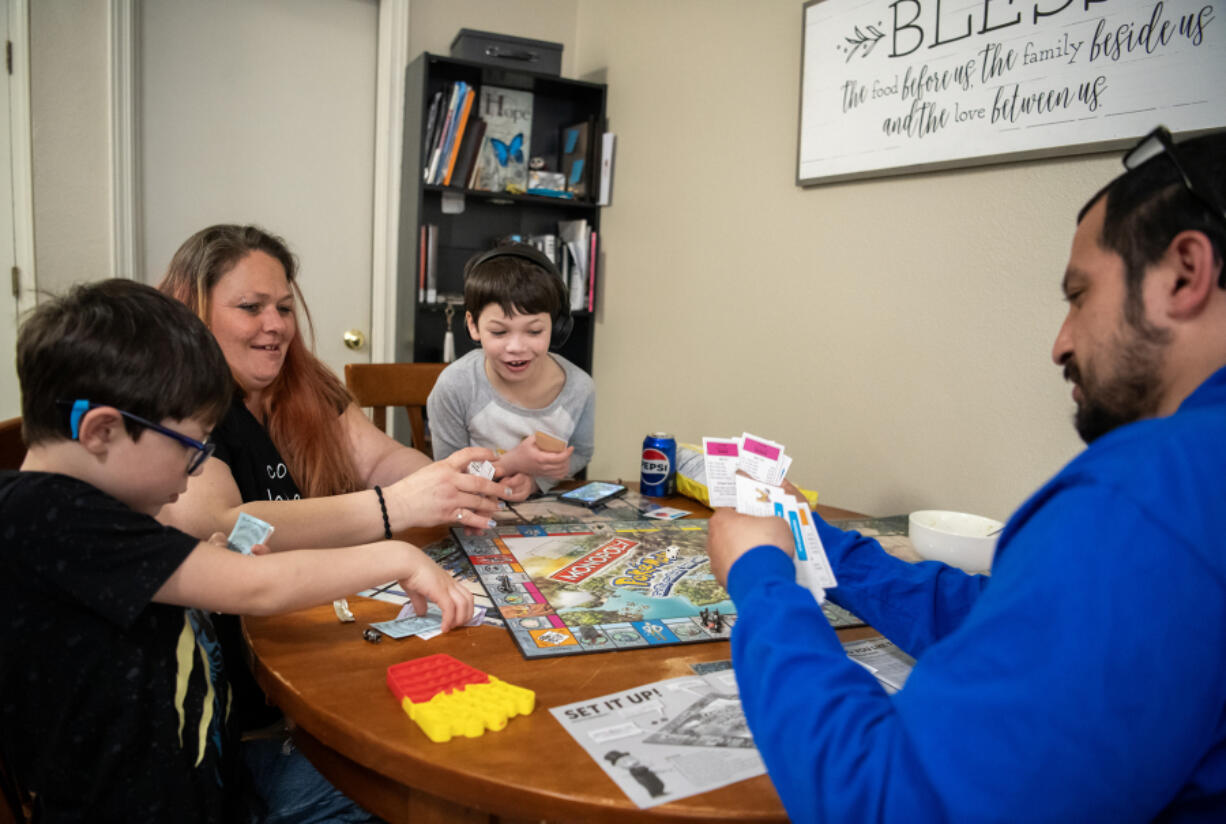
[157,224,509,547]
[156,224,509,821]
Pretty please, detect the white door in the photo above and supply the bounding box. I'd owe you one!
[140,0,378,378]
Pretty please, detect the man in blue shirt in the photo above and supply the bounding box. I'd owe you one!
[707,128,1226,822]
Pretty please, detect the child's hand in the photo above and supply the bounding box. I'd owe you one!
[207,530,270,555]
[706,509,795,587]
[498,472,537,502]
[388,447,513,531]
[395,543,475,632]
[495,437,574,480]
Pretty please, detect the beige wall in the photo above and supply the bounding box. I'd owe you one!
[573,0,1109,520]
[29,0,112,294]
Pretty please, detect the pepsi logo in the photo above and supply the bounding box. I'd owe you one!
[641,448,671,483]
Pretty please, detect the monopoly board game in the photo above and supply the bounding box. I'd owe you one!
[452,520,737,659]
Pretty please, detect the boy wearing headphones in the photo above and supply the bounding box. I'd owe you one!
[427,244,595,499]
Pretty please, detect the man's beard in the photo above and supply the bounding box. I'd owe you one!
[1065,323,1167,444]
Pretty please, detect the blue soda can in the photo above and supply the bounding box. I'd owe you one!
[640,433,677,497]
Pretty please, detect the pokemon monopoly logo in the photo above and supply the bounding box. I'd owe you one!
[551,538,638,584]
[612,550,672,589]
[614,547,706,597]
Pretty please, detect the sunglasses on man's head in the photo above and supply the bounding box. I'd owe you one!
[1119,126,1226,287]
[57,399,214,475]
[1125,126,1226,226]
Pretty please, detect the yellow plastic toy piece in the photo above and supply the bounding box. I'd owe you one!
[402,676,536,743]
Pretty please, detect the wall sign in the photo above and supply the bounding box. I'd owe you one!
[797,0,1225,185]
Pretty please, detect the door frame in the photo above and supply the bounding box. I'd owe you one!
[9,0,36,315]
[108,0,408,363]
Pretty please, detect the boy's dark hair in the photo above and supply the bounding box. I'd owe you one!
[1082,130,1226,330]
[463,244,568,323]
[17,278,233,446]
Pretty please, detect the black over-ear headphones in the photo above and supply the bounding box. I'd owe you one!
[462,244,573,349]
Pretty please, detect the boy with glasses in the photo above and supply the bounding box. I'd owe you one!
[0,279,473,821]
[706,128,1226,822]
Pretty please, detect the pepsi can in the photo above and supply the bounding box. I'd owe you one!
[640,433,677,497]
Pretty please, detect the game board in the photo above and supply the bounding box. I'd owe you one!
[452,520,737,659]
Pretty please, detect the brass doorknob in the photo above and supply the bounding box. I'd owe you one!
[343,329,367,351]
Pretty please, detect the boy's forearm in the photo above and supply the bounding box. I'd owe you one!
[241,541,415,614]
[158,540,419,615]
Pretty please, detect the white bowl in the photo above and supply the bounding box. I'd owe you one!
[908,510,1003,573]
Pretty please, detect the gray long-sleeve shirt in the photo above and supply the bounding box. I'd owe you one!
[427,349,595,491]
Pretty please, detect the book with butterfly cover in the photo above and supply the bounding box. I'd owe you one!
[473,85,533,194]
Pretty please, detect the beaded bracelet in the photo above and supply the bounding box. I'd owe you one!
[373,485,392,540]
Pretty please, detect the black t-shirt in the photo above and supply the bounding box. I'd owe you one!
[210,396,303,503]
[0,471,238,822]
[209,397,302,731]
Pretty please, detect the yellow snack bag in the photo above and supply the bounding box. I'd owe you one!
[674,442,818,508]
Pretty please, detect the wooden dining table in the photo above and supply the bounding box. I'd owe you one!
[244,490,877,823]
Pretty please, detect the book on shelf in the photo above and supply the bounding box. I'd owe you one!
[441,85,476,186]
[598,132,616,206]
[452,117,486,190]
[528,234,559,267]
[587,230,597,312]
[418,224,427,302]
[472,85,533,195]
[558,219,590,313]
[560,120,595,200]
[424,83,460,183]
[425,224,438,304]
[421,90,444,171]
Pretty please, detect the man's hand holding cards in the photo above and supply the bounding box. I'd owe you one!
[733,473,836,603]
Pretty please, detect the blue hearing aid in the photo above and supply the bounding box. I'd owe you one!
[68,399,90,440]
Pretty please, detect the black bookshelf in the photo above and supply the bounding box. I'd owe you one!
[397,53,607,373]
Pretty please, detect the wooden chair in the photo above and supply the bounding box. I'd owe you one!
[0,417,26,470]
[344,362,447,456]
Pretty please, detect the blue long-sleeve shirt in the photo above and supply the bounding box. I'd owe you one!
[727,365,1226,822]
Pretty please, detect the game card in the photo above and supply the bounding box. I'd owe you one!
[734,474,782,518]
[737,432,788,485]
[226,512,274,555]
[534,430,567,453]
[467,460,496,479]
[642,506,690,520]
[735,475,835,602]
[372,603,444,638]
[702,437,741,507]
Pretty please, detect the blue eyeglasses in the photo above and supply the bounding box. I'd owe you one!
[59,399,215,475]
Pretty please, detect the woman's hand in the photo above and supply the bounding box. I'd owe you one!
[385,447,511,531]
[494,437,574,481]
